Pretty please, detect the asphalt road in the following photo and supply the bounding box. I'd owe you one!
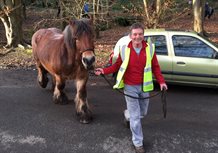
[0,69,218,153]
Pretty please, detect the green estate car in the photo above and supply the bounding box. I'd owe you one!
[144,29,218,88]
[110,29,218,88]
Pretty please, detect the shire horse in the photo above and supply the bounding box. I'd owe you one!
[31,18,95,124]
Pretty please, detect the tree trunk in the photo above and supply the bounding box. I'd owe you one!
[156,0,161,15]
[92,0,100,38]
[143,0,162,28]
[153,0,162,28]
[42,0,48,8]
[30,0,37,3]
[193,0,205,35]
[60,0,68,30]
[0,0,23,48]
[105,0,109,28]
[143,0,150,22]
[92,0,96,21]
[22,0,26,20]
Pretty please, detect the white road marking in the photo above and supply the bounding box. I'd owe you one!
[0,130,46,149]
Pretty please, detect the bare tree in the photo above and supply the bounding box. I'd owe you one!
[143,0,168,28]
[193,0,206,35]
[0,0,24,48]
[56,0,111,38]
[42,0,48,7]
[57,0,85,29]
[92,0,111,38]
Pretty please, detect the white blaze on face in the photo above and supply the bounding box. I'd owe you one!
[82,51,95,69]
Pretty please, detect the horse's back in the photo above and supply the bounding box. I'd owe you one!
[31,28,66,72]
[32,28,62,46]
[32,28,64,58]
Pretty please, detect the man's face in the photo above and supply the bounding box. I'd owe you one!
[129,28,144,46]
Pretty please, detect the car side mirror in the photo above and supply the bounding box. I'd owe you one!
[212,52,218,59]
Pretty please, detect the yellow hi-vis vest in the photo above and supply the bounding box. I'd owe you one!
[113,40,155,92]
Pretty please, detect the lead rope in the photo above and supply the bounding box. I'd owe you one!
[161,89,167,118]
[100,74,167,118]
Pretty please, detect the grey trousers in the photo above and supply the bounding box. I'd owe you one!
[124,84,149,147]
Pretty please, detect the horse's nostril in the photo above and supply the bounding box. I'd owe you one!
[83,56,95,66]
[91,56,95,63]
[83,58,88,64]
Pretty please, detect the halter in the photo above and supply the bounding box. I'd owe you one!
[80,48,95,54]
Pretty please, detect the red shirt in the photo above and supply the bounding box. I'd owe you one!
[103,41,165,85]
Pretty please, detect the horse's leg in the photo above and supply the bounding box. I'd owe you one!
[75,78,92,124]
[37,63,49,88]
[51,75,56,91]
[53,75,68,105]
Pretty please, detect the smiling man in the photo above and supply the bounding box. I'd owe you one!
[95,22,167,153]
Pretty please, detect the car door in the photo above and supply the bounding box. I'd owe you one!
[145,34,173,82]
[171,34,218,86]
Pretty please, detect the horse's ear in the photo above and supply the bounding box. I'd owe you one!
[88,15,93,25]
[89,15,93,21]
[69,20,76,26]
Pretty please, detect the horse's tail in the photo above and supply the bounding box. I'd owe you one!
[31,31,39,52]
[32,29,46,50]
[31,30,45,59]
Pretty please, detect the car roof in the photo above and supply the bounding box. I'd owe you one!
[143,29,218,49]
[144,29,198,35]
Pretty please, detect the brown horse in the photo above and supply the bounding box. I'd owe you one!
[31,19,95,124]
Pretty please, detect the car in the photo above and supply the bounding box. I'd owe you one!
[110,29,218,88]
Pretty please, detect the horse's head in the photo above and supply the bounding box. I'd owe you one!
[68,19,95,70]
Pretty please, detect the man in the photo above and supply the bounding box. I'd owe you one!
[95,23,167,153]
[82,2,89,18]
[205,2,214,19]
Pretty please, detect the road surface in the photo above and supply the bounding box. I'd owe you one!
[0,69,218,153]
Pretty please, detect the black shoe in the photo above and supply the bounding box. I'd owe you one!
[134,145,145,153]
[123,115,130,129]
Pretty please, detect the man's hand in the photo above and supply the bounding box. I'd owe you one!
[95,68,104,76]
[160,83,168,91]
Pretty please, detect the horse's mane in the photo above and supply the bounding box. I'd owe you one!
[73,19,93,38]
[63,19,93,51]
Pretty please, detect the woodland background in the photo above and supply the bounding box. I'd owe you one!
[0,0,218,69]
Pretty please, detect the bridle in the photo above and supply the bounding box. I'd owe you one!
[72,35,94,55]
[80,48,95,54]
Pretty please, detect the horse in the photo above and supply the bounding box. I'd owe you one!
[31,18,95,124]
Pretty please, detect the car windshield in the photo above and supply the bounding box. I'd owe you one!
[198,34,218,48]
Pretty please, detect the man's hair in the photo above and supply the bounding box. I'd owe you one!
[129,22,144,34]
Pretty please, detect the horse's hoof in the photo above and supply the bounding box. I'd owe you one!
[79,116,93,124]
[60,99,69,105]
[80,119,91,124]
[53,98,59,104]
[53,98,68,105]
[53,93,68,105]
[38,76,48,88]
[76,112,93,124]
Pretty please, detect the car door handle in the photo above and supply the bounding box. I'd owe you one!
[176,61,186,65]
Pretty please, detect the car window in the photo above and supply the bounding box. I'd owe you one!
[172,35,215,58]
[144,35,168,55]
